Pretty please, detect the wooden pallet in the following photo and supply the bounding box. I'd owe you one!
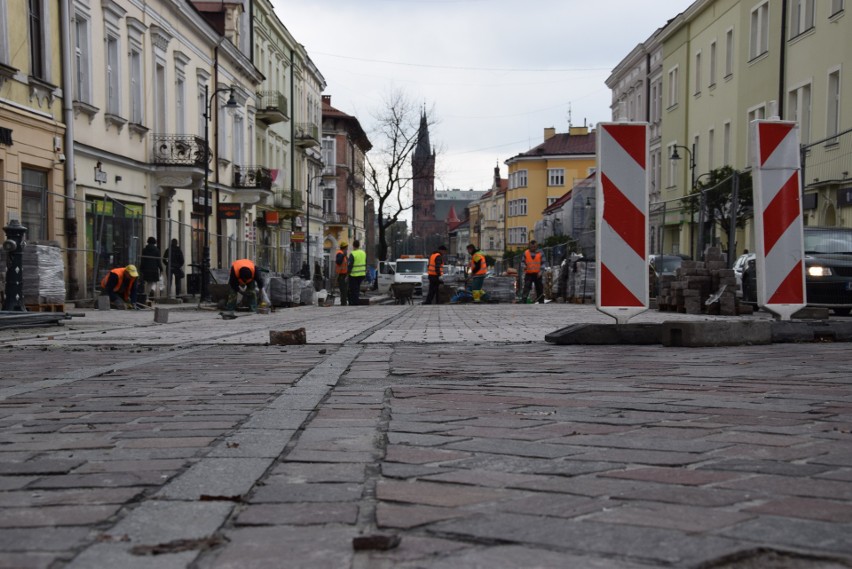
[26,303,65,313]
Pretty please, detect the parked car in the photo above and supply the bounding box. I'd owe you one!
[741,227,852,315]
[649,254,690,296]
[733,252,755,298]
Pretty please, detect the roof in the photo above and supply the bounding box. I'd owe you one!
[508,131,596,161]
[322,96,372,152]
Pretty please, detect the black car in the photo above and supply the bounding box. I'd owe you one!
[742,227,852,315]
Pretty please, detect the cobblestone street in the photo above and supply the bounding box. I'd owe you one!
[1,304,851,568]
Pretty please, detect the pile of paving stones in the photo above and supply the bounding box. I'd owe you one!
[658,247,753,316]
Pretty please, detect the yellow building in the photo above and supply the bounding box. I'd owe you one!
[0,0,70,294]
[504,126,596,251]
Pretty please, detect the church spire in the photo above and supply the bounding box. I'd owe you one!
[414,110,431,163]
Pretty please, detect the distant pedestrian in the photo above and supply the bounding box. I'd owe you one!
[335,241,349,305]
[101,265,139,309]
[424,245,447,305]
[162,239,185,296]
[225,259,264,313]
[521,239,545,303]
[348,239,366,305]
[466,243,487,303]
[140,237,162,297]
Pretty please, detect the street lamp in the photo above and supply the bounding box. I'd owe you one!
[305,173,327,281]
[670,143,704,258]
[200,84,238,302]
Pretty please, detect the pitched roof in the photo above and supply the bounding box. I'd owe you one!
[322,96,372,152]
[512,130,596,160]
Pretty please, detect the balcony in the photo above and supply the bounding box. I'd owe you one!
[256,90,289,125]
[273,190,304,215]
[151,134,208,167]
[233,165,273,191]
[323,211,350,226]
[295,123,320,148]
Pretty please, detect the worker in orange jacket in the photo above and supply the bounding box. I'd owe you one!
[100,265,139,309]
[335,241,349,306]
[225,259,264,313]
[424,245,447,305]
[521,239,545,303]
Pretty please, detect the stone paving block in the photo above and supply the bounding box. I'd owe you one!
[0,527,90,551]
[600,466,744,486]
[384,445,471,465]
[498,492,603,519]
[697,458,832,477]
[445,438,577,459]
[424,545,660,569]
[421,468,542,489]
[428,513,741,565]
[362,534,470,565]
[64,544,196,569]
[0,505,121,528]
[0,552,59,569]
[103,500,233,546]
[267,462,366,483]
[235,502,359,526]
[584,501,754,533]
[0,476,37,490]
[0,459,84,475]
[0,488,141,508]
[717,474,852,501]
[206,429,295,459]
[744,496,852,523]
[376,479,506,508]
[29,472,172,489]
[569,447,709,466]
[380,462,448,480]
[284,449,376,463]
[157,458,270,500]
[73,459,187,474]
[207,526,355,569]
[249,482,362,503]
[717,517,852,555]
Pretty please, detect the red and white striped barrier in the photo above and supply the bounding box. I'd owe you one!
[751,120,806,320]
[596,123,649,324]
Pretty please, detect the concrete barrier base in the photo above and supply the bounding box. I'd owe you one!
[771,320,852,343]
[661,320,772,347]
[545,323,661,345]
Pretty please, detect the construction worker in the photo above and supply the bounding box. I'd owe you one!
[466,243,488,303]
[521,239,545,304]
[101,264,139,309]
[335,241,349,306]
[424,245,447,305]
[225,259,264,313]
[347,239,366,306]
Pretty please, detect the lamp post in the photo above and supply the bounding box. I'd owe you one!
[201,84,238,302]
[670,144,703,258]
[305,173,326,281]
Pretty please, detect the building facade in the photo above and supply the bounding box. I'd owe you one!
[504,126,596,251]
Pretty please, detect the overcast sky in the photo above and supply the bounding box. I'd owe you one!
[274,0,696,193]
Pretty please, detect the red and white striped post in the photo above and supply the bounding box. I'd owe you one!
[596,123,649,324]
[751,120,806,321]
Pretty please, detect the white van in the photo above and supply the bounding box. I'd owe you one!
[377,256,429,296]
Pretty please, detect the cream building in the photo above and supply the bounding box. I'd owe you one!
[469,165,506,261]
[69,0,262,298]
[654,0,851,257]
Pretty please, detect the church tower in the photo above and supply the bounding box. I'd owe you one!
[411,111,441,247]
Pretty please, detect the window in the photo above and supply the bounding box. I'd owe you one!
[74,15,91,102]
[322,138,335,174]
[197,83,207,136]
[106,35,120,115]
[233,114,244,166]
[175,77,185,133]
[508,199,528,217]
[668,66,679,107]
[750,2,770,60]
[721,121,731,166]
[28,0,45,79]
[508,227,528,245]
[789,0,815,36]
[831,0,844,16]
[709,41,717,87]
[323,185,334,215]
[512,169,527,188]
[747,105,766,163]
[547,197,558,206]
[0,0,8,65]
[725,28,734,77]
[708,128,715,170]
[827,70,841,138]
[21,167,48,240]
[547,168,565,186]
[129,48,142,124]
[787,83,811,143]
[155,63,166,133]
[694,51,702,95]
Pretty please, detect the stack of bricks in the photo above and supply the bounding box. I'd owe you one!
[656,247,752,316]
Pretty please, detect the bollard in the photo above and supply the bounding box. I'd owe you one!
[97,295,111,310]
[154,307,169,323]
[2,218,27,311]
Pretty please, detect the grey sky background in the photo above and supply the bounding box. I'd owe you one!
[274,0,695,193]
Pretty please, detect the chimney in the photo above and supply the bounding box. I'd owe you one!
[544,127,556,141]
[322,95,331,105]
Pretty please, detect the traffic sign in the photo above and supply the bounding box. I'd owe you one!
[596,123,649,324]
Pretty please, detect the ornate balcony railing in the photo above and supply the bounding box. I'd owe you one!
[151,134,208,167]
[233,165,273,190]
[295,123,319,147]
[323,211,350,225]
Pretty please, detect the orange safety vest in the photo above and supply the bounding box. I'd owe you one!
[428,252,443,276]
[100,268,135,300]
[524,250,542,274]
[335,249,348,275]
[469,252,487,276]
[232,259,256,285]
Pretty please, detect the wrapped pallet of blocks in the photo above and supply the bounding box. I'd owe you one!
[22,241,66,305]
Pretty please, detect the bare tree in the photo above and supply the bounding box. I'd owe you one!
[365,89,438,261]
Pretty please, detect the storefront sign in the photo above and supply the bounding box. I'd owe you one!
[264,211,280,225]
[291,231,305,242]
[217,203,241,220]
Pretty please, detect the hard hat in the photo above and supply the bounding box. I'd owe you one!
[125,264,139,277]
[340,241,349,248]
